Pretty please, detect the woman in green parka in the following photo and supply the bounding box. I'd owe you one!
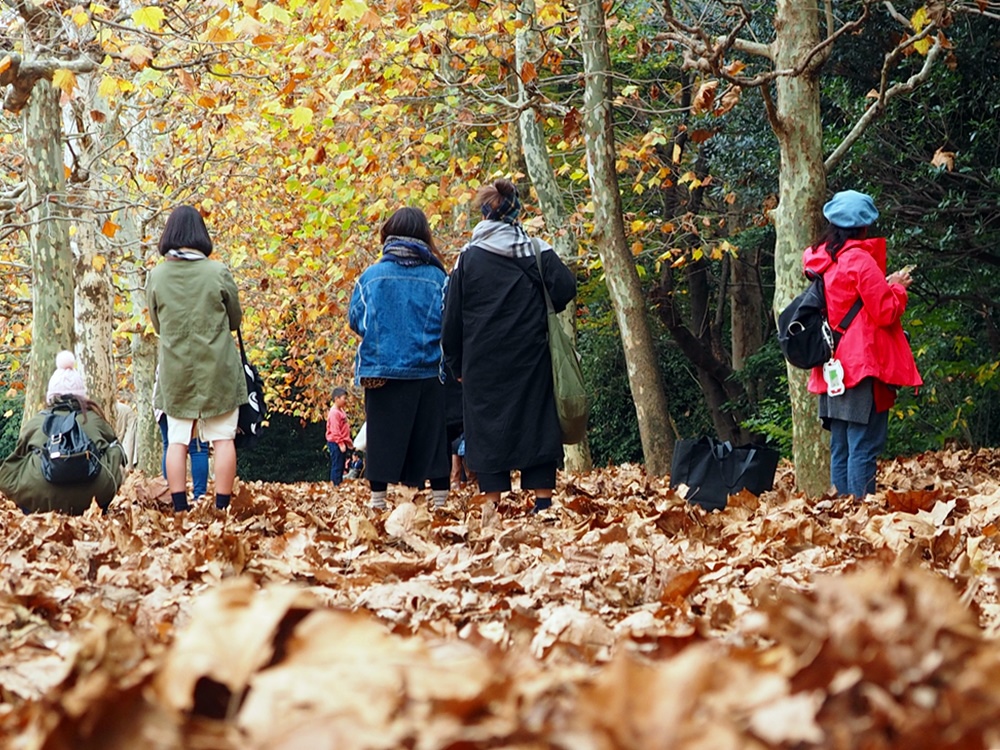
[0,352,125,514]
[146,205,247,512]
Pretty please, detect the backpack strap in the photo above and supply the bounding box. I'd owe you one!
[810,253,864,335]
[836,297,864,332]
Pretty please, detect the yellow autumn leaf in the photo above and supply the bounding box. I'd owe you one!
[97,75,118,99]
[910,6,932,55]
[692,247,704,261]
[337,0,370,22]
[92,255,107,272]
[132,6,166,32]
[672,143,681,164]
[52,69,77,95]
[291,106,314,130]
[101,220,120,238]
[72,8,90,27]
[630,220,646,233]
[259,2,293,24]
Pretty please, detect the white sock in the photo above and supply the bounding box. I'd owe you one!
[432,489,448,508]
[370,490,387,510]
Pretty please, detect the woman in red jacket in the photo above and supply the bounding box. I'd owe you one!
[802,190,922,498]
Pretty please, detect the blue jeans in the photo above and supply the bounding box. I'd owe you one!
[159,415,210,498]
[829,407,888,498]
[328,442,346,485]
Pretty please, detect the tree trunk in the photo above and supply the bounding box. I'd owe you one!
[577,0,674,474]
[73,212,116,420]
[731,249,765,372]
[772,0,829,495]
[120,211,162,476]
[23,79,75,420]
[516,0,592,473]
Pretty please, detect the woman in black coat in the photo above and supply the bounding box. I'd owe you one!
[442,179,576,512]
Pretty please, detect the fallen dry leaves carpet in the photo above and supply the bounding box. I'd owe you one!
[4,449,1000,749]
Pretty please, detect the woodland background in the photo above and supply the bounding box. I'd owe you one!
[3,2,1000,748]
[0,0,997,486]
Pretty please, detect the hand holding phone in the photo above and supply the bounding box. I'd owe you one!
[898,264,917,275]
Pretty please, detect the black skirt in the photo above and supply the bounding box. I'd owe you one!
[364,378,450,486]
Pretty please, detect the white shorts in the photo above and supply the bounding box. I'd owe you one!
[166,409,239,445]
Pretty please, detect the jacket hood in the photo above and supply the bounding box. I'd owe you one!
[803,236,888,276]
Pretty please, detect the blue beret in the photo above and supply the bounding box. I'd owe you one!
[823,190,879,228]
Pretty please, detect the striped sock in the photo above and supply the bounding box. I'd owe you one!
[370,490,387,510]
[432,489,448,508]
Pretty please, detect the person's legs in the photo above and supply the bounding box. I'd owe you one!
[328,441,338,483]
[212,439,237,495]
[331,443,346,486]
[158,414,169,478]
[201,409,239,508]
[369,479,388,510]
[477,470,511,506]
[430,475,450,508]
[165,416,194,512]
[829,418,850,495]
[189,438,209,498]
[521,461,558,511]
[846,409,889,498]
[165,443,189,493]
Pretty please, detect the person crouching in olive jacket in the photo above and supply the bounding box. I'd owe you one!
[0,351,125,514]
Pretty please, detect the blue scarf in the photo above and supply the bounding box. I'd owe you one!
[381,236,444,271]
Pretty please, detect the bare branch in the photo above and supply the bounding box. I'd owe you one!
[825,38,944,173]
[1,53,99,113]
[661,1,871,88]
[953,1,1000,21]
[728,38,771,59]
[0,181,26,210]
[882,1,912,27]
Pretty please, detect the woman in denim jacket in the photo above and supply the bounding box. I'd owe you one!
[348,207,451,511]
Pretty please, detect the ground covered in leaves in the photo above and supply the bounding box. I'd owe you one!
[3,450,1000,749]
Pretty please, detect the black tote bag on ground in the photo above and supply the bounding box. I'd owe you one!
[669,437,780,511]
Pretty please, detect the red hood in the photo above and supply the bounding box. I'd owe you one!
[803,236,887,275]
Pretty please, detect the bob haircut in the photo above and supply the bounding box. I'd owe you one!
[380,207,440,258]
[158,205,214,256]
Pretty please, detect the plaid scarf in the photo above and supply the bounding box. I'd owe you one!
[381,235,444,271]
[482,190,522,224]
[461,220,549,259]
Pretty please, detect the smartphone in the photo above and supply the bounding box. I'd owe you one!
[898,263,917,275]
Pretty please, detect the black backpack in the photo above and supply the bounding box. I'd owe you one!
[39,404,102,484]
[235,328,266,450]
[778,270,863,370]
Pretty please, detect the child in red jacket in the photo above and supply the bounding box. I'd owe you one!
[325,388,352,486]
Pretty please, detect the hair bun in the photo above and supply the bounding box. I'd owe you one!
[495,178,516,197]
[55,350,76,370]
